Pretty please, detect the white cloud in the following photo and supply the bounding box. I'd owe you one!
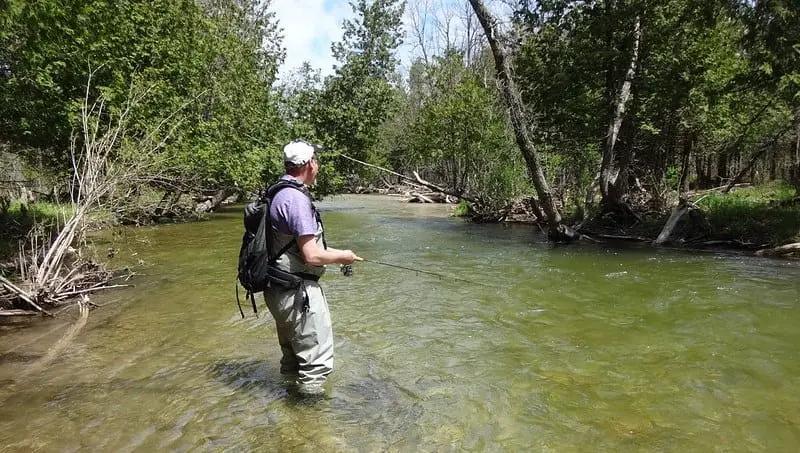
[270,0,514,80]
[270,0,352,79]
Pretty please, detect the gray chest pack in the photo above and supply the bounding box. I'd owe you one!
[235,179,326,317]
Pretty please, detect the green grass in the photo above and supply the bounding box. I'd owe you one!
[452,199,471,217]
[695,181,800,245]
[0,200,73,259]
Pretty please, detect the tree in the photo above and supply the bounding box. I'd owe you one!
[0,0,285,201]
[313,0,406,184]
[468,0,575,241]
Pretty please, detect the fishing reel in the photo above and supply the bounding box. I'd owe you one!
[340,264,354,277]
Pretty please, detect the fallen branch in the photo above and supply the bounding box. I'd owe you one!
[589,233,652,242]
[687,183,751,198]
[686,239,758,249]
[755,242,800,257]
[653,198,701,245]
[335,152,478,203]
[0,275,52,316]
[409,192,435,203]
[578,234,602,244]
[53,284,131,299]
[0,309,40,317]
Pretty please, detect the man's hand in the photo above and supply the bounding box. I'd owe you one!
[339,250,363,265]
[297,235,363,266]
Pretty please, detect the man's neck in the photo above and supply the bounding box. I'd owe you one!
[284,173,308,185]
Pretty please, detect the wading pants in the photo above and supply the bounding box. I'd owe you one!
[263,280,333,385]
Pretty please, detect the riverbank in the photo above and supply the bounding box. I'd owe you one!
[372,180,800,257]
[2,181,798,316]
[2,193,799,451]
[576,182,800,257]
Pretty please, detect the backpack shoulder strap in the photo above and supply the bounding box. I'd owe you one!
[263,178,314,264]
[264,178,309,201]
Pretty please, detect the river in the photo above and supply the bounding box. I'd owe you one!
[1,195,799,452]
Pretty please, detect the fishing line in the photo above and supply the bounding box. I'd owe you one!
[342,259,494,288]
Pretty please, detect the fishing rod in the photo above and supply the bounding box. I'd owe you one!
[341,259,493,288]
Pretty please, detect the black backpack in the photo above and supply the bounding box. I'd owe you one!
[236,179,308,317]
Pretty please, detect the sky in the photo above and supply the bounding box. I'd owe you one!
[269,0,352,79]
[269,0,513,81]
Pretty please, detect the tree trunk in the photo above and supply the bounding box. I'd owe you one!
[195,187,235,213]
[769,148,777,181]
[678,132,695,193]
[755,242,800,257]
[794,109,800,192]
[694,154,711,189]
[610,80,640,200]
[599,14,642,206]
[467,0,575,241]
[653,199,690,246]
[716,152,729,186]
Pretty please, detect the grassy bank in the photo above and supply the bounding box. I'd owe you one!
[0,201,73,263]
[696,182,800,246]
[457,181,800,251]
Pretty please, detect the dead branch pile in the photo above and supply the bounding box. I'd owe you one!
[408,192,457,203]
[469,196,541,223]
[0,74,163,317]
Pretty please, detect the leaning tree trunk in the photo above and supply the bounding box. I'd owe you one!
[196,187,236,213]
[467,0,575,241]
[599,15,642,207]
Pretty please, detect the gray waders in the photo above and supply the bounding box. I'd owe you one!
[264,279,333,387]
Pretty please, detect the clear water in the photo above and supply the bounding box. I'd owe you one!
[1,195,799,452]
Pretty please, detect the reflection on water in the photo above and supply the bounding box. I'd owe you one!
[1,195,799,451]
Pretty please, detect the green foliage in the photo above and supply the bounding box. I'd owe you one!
[665,167,681,191]
[0,0,285,193]
[402,51,529,207]
[312,0,405,181]
[513,0,798,205]
[452,199,471,218]
[0,200,72,259]
[696,182,800,245]
[276,62,323,141]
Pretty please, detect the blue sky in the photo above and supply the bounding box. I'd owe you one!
[269,0,512,80]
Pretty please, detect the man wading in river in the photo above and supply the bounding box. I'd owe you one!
[263,140,362,396]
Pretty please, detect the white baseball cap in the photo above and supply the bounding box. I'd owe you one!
[283,140,316,165]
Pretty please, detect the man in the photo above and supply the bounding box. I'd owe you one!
[264,139,362,396]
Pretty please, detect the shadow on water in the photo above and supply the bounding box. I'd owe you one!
[208,358,304,405]
[0,351,42,365]
[209,357,425,419]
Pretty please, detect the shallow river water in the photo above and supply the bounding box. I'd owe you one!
[1,195,799,452]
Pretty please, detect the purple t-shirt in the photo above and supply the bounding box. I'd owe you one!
[269,176,318,236]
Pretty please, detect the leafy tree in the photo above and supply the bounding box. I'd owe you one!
[0,0,285,197]
[512,0,797,212]
[406,51,527,205]
[313,0,406,184]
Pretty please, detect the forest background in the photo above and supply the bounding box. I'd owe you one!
[0,0,799,313]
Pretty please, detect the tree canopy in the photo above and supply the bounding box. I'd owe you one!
[1,0,798,228]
